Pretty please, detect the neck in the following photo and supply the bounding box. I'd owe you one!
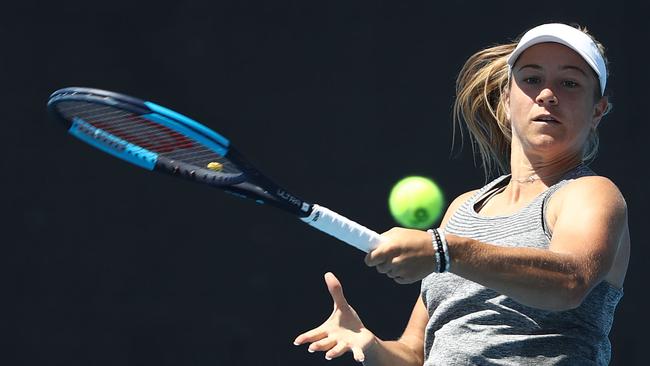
[509,152,583,187]
[497,154,581,206]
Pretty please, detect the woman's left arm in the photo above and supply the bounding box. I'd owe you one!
[366,176,628,311]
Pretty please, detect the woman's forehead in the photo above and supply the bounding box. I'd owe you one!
[514,42,591,73]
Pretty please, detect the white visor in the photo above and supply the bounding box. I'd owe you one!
[507,23,607,95]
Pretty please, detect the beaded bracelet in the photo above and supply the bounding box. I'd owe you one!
[437,228,451,272]
[433,229,446,273]
[426,229,445,273]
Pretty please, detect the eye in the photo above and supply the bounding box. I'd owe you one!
[522,76,541,84]
[562,80,579,88]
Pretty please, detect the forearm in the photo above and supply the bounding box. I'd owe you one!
[448,235,595,311]
[362,337,423,366]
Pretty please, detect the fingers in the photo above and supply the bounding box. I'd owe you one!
[374,256,404,275]
[325,341,352,361]
[364,233,402,267]
[351,346,366,363]
[324,272,349,309]
[394,276,416,285]
[376,261,394,274]
[365,246,391,267]
[295,272,374,363]
[298,338,365,363]
[293,327,327,346]
[371,260,418,284]
[307,336,336,353]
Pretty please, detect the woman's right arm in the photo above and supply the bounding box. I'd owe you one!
[293,273,428,365]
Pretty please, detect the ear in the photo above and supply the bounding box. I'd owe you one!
[503,85,511,121]
[591,96,609,128]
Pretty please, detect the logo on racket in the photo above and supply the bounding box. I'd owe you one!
[277,189,303,208]
[206,162,223,171]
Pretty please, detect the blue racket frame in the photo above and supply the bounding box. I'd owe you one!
[47,87,312,216]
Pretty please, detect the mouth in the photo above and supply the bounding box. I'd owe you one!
[532,114,561,124]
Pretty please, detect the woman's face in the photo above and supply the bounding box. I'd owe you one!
[505,42,608,160]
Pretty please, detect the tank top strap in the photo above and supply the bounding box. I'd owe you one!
[467,174,511,211]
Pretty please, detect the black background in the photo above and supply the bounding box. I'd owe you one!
[4,1,648,365]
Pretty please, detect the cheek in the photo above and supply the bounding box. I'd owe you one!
[567,97,598,130]
[507,94,532,124]
[507,86,533,114]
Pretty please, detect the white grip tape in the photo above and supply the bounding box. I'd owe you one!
[300,204,384,253]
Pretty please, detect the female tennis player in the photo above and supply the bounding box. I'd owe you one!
[294,23,629,365]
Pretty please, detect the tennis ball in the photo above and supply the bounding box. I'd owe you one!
[388,176,445,229]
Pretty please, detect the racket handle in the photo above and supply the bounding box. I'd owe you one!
[300,204,384,253]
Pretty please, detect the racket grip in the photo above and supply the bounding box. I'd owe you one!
[300,204,384,253]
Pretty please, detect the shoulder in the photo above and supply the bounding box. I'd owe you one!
[548,175,627,225]
[557,175,626,208]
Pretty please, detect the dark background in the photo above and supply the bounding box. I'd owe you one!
[4,1,648,365]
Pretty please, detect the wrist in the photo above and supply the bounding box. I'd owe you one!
[427,228,450,273]
[360,333,382,363]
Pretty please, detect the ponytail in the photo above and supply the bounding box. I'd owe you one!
[453,43,516,179]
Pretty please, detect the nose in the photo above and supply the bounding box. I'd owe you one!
[536,88,558,106]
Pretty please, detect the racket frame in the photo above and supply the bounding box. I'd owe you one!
[47,87,312,217]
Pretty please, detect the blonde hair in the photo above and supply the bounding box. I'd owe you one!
[452,26,610,179]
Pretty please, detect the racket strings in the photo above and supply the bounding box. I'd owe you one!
[57,101,240,173]
[58,102,194,153]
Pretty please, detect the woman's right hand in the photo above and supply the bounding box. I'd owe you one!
[294,272,377,363]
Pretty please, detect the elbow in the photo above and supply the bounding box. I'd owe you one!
[555,273,591,311]
[534,273,591,311]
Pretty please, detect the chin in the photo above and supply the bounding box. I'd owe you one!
[529,135,561,148]
[523,137,566,156]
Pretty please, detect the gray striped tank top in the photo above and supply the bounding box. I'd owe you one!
[421,165,623,365]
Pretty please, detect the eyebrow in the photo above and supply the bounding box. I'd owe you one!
[517,64,589,77]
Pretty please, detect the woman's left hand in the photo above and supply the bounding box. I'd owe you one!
[364,227,437,284]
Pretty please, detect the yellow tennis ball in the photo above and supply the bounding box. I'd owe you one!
[388,176,445,229]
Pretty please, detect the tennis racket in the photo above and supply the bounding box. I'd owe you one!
[47,87,382,252]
